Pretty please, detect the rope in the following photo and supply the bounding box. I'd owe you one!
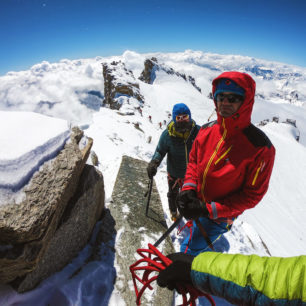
[129,243,215,306]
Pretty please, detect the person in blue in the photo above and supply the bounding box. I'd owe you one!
[147,103,200,220]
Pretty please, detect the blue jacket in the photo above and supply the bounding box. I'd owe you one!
[152,120,200,178]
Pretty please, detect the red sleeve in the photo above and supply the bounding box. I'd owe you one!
[207,146,275,219]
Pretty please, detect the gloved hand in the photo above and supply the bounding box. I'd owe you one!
[157,252,194,292]
[177,190,209,219]
[147,159,160,179]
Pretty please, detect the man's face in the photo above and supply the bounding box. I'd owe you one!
[216,92,244,118]
[175,113,192,132]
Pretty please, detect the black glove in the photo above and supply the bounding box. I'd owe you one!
[147,159,160,179]
[157,252,194,292]
[177,190,209,220]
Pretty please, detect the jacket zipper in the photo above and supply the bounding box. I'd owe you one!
[252,161,264,186]
[184,141,188,168]
[201,118,227,201]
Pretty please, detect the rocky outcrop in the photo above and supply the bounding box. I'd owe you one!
[139,57,202,93]
[0,127,105,292]
[102,61,144,109]
[138,57,158,84]
[15,164,105,292]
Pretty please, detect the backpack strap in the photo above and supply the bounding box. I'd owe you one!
[201,120,217,130]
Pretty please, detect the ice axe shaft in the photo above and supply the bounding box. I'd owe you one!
[145,179,153,217]
[154,216,182,247]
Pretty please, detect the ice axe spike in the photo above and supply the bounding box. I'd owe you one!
[154,215,182,247]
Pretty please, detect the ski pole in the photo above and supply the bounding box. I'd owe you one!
[145,179,153,217]
[154,215,182,247]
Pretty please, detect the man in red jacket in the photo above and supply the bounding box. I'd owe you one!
[177,71,276,255]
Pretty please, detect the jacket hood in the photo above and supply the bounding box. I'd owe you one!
[212,71,256,133]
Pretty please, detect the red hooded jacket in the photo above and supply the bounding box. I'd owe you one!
[182,72,275,220]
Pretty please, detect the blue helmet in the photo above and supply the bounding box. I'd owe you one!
[172,103,191,123]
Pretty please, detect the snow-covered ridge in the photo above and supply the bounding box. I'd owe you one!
[1,50,306,126]
[0,111,70,204]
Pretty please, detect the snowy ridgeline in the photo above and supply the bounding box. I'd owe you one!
[0,50,306,127]
[0,111,70,205]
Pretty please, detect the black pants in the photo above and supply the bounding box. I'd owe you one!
[167,175,182,213]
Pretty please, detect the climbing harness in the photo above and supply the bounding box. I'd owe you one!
[167,174,183,190]
[129,243,215,306]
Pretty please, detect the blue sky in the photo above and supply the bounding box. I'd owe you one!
[0,0,305,75]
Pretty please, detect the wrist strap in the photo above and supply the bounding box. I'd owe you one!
[195,219,215,251]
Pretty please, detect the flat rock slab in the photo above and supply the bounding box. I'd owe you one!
[110,155,174,306]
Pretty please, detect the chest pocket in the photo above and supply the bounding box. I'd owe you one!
[214,145,232,168]
[212,144,247,185]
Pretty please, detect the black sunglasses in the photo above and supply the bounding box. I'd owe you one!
[216,93,244,104]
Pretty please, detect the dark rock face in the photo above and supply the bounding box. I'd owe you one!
[91,150,99,166]
[139,57,202,93]
[110,155,174,305]
[0,127,105,292]
[102,61,144,109]
[139,57,158,84]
